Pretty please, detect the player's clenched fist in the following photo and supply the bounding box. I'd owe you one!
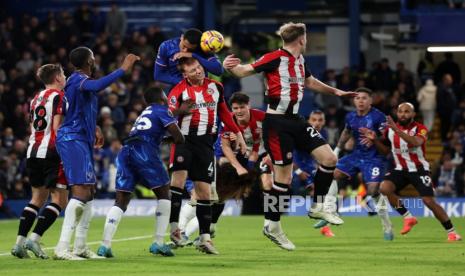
[120,54,140,71]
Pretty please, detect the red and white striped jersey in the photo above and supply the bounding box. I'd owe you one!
[222,109,266,154]
[27,89,64,159]
[252,48,311,115]
[168,78,224,136]
[386,121,430,172]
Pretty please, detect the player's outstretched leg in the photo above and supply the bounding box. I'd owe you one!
[149,184,175,257]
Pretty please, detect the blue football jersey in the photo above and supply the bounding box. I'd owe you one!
[58,70,124,144]
[155,38,216,84]
[128,103,177,147]
[344,107,386,159]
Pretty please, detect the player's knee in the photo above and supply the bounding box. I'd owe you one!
[115,193,131,212]
[366,183,379,196]
[154,184,170,200]
[321,153,337,167]
[51,192,69,209]
[379,181,393,195]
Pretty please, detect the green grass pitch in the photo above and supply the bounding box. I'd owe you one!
[0,216,464,275]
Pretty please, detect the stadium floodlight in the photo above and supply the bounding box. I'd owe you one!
[427,46,465,52]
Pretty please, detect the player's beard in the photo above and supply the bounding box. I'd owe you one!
[399,117,413,126]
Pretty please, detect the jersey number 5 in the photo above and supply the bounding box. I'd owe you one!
[132,110,153,131]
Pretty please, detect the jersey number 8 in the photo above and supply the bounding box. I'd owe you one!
[33,106,48,131]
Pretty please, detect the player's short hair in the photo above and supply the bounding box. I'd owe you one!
[229,92,250,106]
[278,22,306,43]
[183,28,202,46]
[36,64,63,85]
[177,57,199,73]
[355,87,373,95]
[69,46,93,69]
[310,110,325,119]
[143,87,164,104]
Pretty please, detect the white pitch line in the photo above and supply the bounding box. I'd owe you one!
[0,235,152,257]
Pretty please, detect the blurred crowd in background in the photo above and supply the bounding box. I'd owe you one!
[0,4,464,203]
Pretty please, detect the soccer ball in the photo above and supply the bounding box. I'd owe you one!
[200,30,225,53]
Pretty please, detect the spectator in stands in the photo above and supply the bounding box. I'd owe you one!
[417,79,437,131]
[437,74,458,142]
[395,62,415,96]
[105,4,127,38]
[435,52,461,86]
[16,51,35,74]
[433,152,462,197]
[369,58,395,93]
[417,52,435,85]
[316,69,343,109]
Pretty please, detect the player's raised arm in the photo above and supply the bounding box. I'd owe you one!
[305,75,357,97]
[81,53,140,92]
[191,53,224,75]
[222,54,255,78]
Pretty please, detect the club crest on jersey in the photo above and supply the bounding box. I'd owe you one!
[170,96,177,105]
[86,171,94,181]
[207,88,214,95]
[177,156,184,163]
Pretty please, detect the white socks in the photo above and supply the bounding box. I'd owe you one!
[55,198,85,253]
[185,217,199,237]
[268,220,282,233]
[74,200,93,251]
[154,199,171,245]
[179,203,196,232]
[102,206,124,248]
[375,195,392,232]
[323,180,338,213]
[16,236,26,246]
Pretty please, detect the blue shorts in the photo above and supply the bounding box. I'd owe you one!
[185,179,194,194]
[336,154,385,184]
[56,140,95,185]
[116,142,169,192]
